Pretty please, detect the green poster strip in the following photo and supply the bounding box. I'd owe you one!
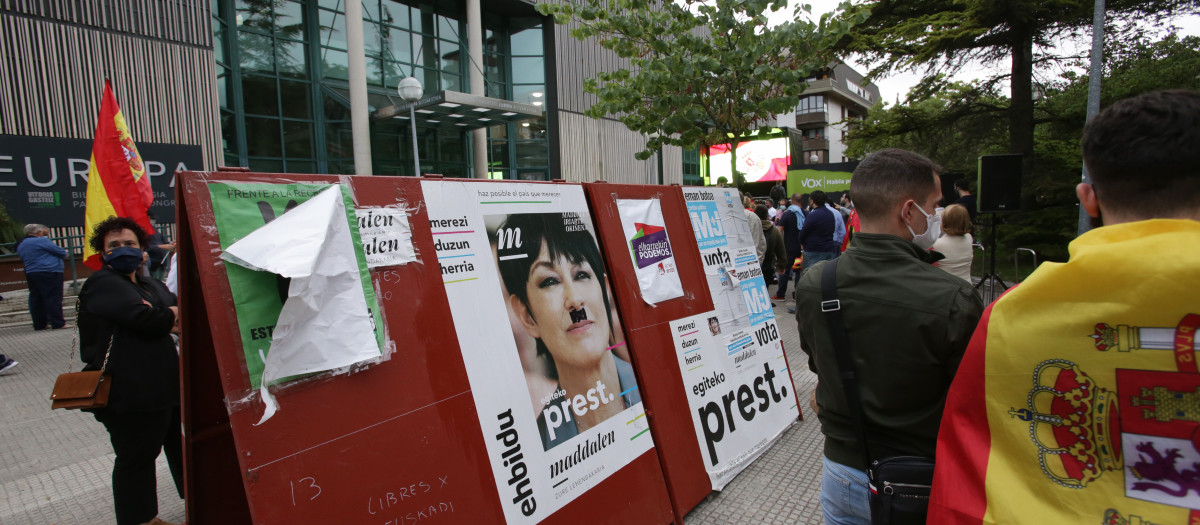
[786,169,853,196]
[338,185,386,354]
[207,182,383,389]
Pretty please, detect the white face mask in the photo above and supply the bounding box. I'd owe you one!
[905,202,942,249]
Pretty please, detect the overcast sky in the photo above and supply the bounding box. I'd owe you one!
[765,0,1200,104]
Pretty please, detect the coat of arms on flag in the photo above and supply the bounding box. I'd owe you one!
[1010,314,1200,515]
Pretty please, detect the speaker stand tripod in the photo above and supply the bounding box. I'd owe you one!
[974,213,1008,303]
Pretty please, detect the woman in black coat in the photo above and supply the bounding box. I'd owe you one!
[80,216,182,525]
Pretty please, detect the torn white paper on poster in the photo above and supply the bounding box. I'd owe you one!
[355,207,416,268]
[615,198,684,304]
[221,185,381,424]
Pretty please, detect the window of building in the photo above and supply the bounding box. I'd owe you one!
[796,95,826,115]
[483,17,548,180]
[846,80,872,102]
[682,148,702,186]
[215,0,549,177]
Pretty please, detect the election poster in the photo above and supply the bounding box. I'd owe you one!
[354,207,416,268]
[676,187,797,489]
[421,180,653,524]
[615,198,684,304]
[207,182,385,390]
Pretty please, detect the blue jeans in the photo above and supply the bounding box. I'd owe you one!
[821,456,871,525]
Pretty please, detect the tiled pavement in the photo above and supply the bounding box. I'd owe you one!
[0,293,823,524]
[0,320,184,525]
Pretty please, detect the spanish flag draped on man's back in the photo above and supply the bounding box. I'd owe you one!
[928,219,1200,524]
[82,79,154,270]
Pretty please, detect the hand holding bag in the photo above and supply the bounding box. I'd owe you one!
[50,320,114,410]
[819,260,933,525]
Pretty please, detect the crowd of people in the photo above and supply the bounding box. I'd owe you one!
[791,89,1200,524]
[745,166,975,312]
[5,87,1194,525]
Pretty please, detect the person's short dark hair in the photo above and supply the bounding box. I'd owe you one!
[811,190,827,207]
[800,194,811,208]
[1082,89,1200,218]
[89,216,149,255]
[790,193,803,204]
[754,204,769,220]
[495,213,613,361]
[954,178,972,192]
[850,148,941,222]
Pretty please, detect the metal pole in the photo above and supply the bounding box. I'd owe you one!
[345,0,373,175]
[68,239,79,294]
[1077,0,1105,236]
[409,104,421,177]
[467,0,488,179]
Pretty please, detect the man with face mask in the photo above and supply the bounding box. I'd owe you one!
[929,90,1200,524]
[793,148,984,524]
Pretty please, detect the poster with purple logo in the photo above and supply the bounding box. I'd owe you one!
[616,199,684,304]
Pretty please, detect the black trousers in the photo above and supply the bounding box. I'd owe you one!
[94,405,184,525]
[25,271,64,329]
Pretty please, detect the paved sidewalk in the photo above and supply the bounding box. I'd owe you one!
[0,301,822,524]
[0,324,184,525]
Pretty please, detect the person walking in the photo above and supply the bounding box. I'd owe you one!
[16,223,69,330]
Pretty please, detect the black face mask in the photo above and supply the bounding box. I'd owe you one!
[104,246,144,275]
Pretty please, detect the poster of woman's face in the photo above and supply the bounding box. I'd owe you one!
[488,212,642,451]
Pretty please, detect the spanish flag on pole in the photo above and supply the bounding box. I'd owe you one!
[83,79,155,270]
[929,220,1200,524]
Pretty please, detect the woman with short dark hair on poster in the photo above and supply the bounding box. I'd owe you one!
[494,213,642,451]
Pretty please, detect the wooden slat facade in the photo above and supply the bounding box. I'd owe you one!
[548,16,683,185]
[0,0,220,169]
[0,0,682,185]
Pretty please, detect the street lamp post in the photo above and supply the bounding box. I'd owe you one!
[397,76,424,177]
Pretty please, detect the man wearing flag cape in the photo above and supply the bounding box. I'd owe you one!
[930,90,1200,524]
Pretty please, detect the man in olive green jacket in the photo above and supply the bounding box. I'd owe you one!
[794,148,984,525]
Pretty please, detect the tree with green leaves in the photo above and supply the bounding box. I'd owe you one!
[844,33,1200,263]
[536,0,860,186]
[837,0,1199,159]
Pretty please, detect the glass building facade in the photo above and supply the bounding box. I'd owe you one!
[213,0,549,179]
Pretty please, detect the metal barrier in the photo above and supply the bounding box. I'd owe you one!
[1014,248,1038,283]
[0,234,87,294]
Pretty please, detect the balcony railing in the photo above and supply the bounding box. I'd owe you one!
[795,111,828,125]
[797,137,829,151]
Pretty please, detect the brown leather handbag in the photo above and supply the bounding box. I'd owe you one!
[50,325,114,410]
